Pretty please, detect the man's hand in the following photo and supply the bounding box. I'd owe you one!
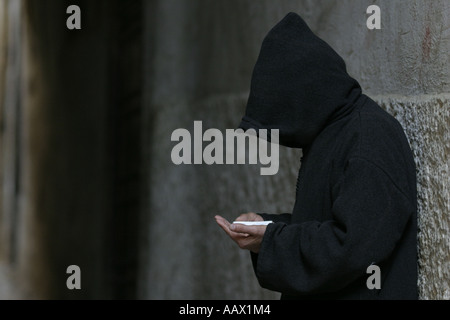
[215,213,267,253]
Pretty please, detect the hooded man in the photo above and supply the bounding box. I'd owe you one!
[215,12,417,300]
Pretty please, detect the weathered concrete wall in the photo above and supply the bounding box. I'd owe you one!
[140,0,449,299]
[378,95,450,299]
[0,0,25,298]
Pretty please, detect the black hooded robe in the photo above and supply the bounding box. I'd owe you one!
[239,12,417,300]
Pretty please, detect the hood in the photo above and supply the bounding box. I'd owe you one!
[239,12,362,148]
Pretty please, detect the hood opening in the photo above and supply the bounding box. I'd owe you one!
[239,12,362,148]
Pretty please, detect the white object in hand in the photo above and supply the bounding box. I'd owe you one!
[232,221,273,226]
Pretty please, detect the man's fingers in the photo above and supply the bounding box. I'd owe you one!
[230,223,263,235]
[215,215,229,226]
[234,212,262,222]
[215,215,266,253]
[215,216,231,233]
[215,215,262,236]
[234,214,251,221]
[215,216,249,237]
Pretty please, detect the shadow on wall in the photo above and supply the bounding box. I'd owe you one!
[0,0,147,299]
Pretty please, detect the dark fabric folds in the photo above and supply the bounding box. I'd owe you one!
[241,12,417,300]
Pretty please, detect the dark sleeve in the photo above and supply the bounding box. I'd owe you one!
[251,213,291,273]
[258,213,292,224]
[253,157,415,295]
